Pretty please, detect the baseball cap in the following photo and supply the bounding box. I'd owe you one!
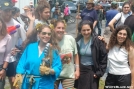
[111,1,117,5]
[0,0,13,10]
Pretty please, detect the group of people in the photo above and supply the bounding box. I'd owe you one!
[0,0,134,89]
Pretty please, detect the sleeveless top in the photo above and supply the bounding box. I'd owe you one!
[108,46,131,75]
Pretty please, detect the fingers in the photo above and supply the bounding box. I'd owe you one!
[11,48,21,55]
[13,78,18,86]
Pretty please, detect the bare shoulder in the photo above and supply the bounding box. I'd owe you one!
[128,46,134,59]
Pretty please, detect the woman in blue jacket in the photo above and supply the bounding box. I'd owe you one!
[13,23,62,89]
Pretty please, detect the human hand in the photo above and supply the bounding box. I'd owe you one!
[0,69,6,80]
[13,74,22,88]
[75,70,80,80]
[98,36,107,45]
[40,65,51,75]
[11,48,21,56]
[26,11,35,21]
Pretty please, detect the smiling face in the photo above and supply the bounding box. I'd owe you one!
[54,22,65,41]
[38,27,51,44]
[117,29,127,45]
[81,24,92,39]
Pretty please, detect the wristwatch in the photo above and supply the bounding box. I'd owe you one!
[2,68,7,71]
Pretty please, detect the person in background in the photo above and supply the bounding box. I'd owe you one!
[94,3,103,36]
[51,4,60,19]
[64,4,69,23]
[103,1,119,44]
[76,0,98,29]
[104,25,134,89]
[0,17,12,89]
[0,0,26,89]
[75,20,107,89]
[12,7,20,23]
[108,2,131,32]
[52,19,80,89]
[124,2,134,41]
[13,23,62,89]
[20,5,32,30]
[27,1,50,37]
[29,1,34,11]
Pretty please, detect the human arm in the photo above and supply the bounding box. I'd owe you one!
[93,10,98,29]
[13,45,28,87]
[26,12,35,37]
[93,20,97,29]
[128,47,134,88]
[74,54,80,79]
[0,35,12,80]
[50,50,62,80]
[73,38,80,79]
[108,13,121,32]
[108,18,116,32]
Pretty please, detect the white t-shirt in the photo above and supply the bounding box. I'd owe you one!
[34,19,48,26]
[6,18,26,62]
[58,35,78,79]
[108,46,131,75]
[114,12,131,27]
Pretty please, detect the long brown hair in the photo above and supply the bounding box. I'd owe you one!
[0,17,7,36]
[23,24,59,50]
[108,25,133,51]
[35,2,50,20]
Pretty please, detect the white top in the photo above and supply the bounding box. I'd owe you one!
[6,18,26,62]
[108,46,131,75]
[114,12,131,27]
[0,34,12,65]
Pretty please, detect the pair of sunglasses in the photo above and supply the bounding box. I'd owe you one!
[41,32,51,36]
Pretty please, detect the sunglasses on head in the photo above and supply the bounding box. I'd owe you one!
[41,32,51,36]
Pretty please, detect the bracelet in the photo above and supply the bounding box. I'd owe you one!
[75,64,79,67]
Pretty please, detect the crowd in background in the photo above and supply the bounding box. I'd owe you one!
[0,0,134,89]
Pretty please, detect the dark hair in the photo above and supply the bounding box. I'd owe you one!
[122,2,130,9]
[131,2,134,13]
[23,24,58,50]
[35,3,50,20]
[108,25,133,51]
[12,7,20,16]
[111,3,117,9]
[0,17,7,36]
[78,20,93,33]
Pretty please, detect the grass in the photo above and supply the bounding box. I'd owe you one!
[99,79,105,89]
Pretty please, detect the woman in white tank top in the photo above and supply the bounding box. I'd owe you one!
[104,25,134,89]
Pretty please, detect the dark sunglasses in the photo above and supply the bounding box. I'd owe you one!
[41,32,51,36]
